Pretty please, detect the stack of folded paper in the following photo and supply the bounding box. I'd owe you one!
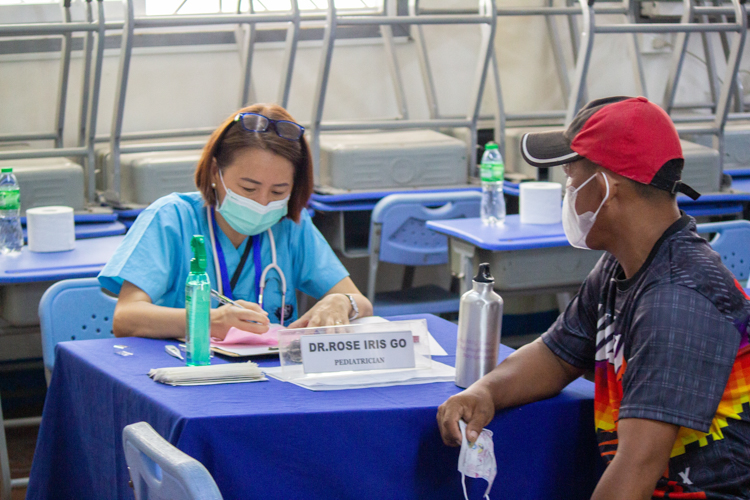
[148,361,267,386]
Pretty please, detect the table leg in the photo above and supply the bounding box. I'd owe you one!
[0,394,11,500]
[450,238,477,295]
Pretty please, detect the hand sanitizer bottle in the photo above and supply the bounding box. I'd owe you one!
[185,235,211,366]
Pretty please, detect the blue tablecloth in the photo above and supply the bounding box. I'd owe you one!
[27,314,600,500]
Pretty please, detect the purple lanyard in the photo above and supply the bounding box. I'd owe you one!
[210,207,263,301]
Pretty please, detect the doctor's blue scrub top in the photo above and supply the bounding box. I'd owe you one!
[98,192,349,325]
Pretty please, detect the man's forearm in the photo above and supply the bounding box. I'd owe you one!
[473,338,585,410]
[438,337,586,447]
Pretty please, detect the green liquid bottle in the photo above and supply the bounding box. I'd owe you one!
[185,235,211,366]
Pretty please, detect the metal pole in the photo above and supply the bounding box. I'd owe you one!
[85,0,107,203]
[662,0,693,112]
[410,0,439,119]
[78,0,95,148]
[276,0,300,108]
[310,1,337,183]
[466,0,497,174]
[712,0,746,136]
[626,0,648,98]
[378,0,407,120]
[238,0,257,107]
[566,0,588,106]
[545,0,572,106]
[490,51,505,155]
[713,0,744,113]
[0,147,89,161]
[54,1,74,149]
[107,0,136,204]
[565,0,594,125]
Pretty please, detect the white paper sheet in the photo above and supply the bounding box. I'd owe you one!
[263,360,456,391]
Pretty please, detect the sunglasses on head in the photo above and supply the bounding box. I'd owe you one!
[231,112,305,141]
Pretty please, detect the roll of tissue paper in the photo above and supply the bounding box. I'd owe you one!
[26,206,75,253]
[519,182,562,225]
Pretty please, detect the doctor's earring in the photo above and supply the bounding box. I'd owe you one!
[211,182,216,188]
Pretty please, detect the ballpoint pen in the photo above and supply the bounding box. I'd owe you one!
[211,289,263,324]
[211,289,241,308]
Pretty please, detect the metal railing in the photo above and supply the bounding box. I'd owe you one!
[309,0,497,182]
[568,0,747,145]
[0,0,108,205]
[102,0,301,205]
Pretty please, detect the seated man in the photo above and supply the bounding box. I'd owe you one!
[437,96,750,499]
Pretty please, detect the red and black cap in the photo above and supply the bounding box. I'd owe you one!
[520,96,700,200]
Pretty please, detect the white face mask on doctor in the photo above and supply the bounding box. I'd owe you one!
[562,171,610,250]
[216,169,289,236]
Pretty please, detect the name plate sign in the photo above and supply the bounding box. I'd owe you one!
[299,330,415,374]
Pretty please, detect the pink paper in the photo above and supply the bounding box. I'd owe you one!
[211,325,282,347]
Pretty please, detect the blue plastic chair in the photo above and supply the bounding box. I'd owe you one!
[367,191,481,316]
[696,220,750,284]
[123,422,223,500]
[38,277,117,382]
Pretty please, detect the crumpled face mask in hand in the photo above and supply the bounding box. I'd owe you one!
[458,420,497,500]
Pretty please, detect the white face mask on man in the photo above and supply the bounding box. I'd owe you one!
[561,171,610,250]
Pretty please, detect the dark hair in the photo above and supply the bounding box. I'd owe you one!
[627,159,682,201]
[583,157,677,201]
[195,103,313,223]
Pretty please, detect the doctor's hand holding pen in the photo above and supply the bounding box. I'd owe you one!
[113,280,269,339]
[210,299,270,340]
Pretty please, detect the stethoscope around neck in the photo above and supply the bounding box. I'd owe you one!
[206,206,288,325]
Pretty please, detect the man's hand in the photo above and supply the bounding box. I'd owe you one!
[436,339,585,448]
[437,383,496,446]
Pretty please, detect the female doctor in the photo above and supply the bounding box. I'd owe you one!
[99,103,373,339]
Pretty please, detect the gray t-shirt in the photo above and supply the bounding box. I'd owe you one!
[543,215,750,499]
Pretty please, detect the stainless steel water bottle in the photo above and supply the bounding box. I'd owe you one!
[455,262,503,389]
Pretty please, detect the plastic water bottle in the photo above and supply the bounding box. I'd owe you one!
[0,168,23,254]
[480,142,506,225]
